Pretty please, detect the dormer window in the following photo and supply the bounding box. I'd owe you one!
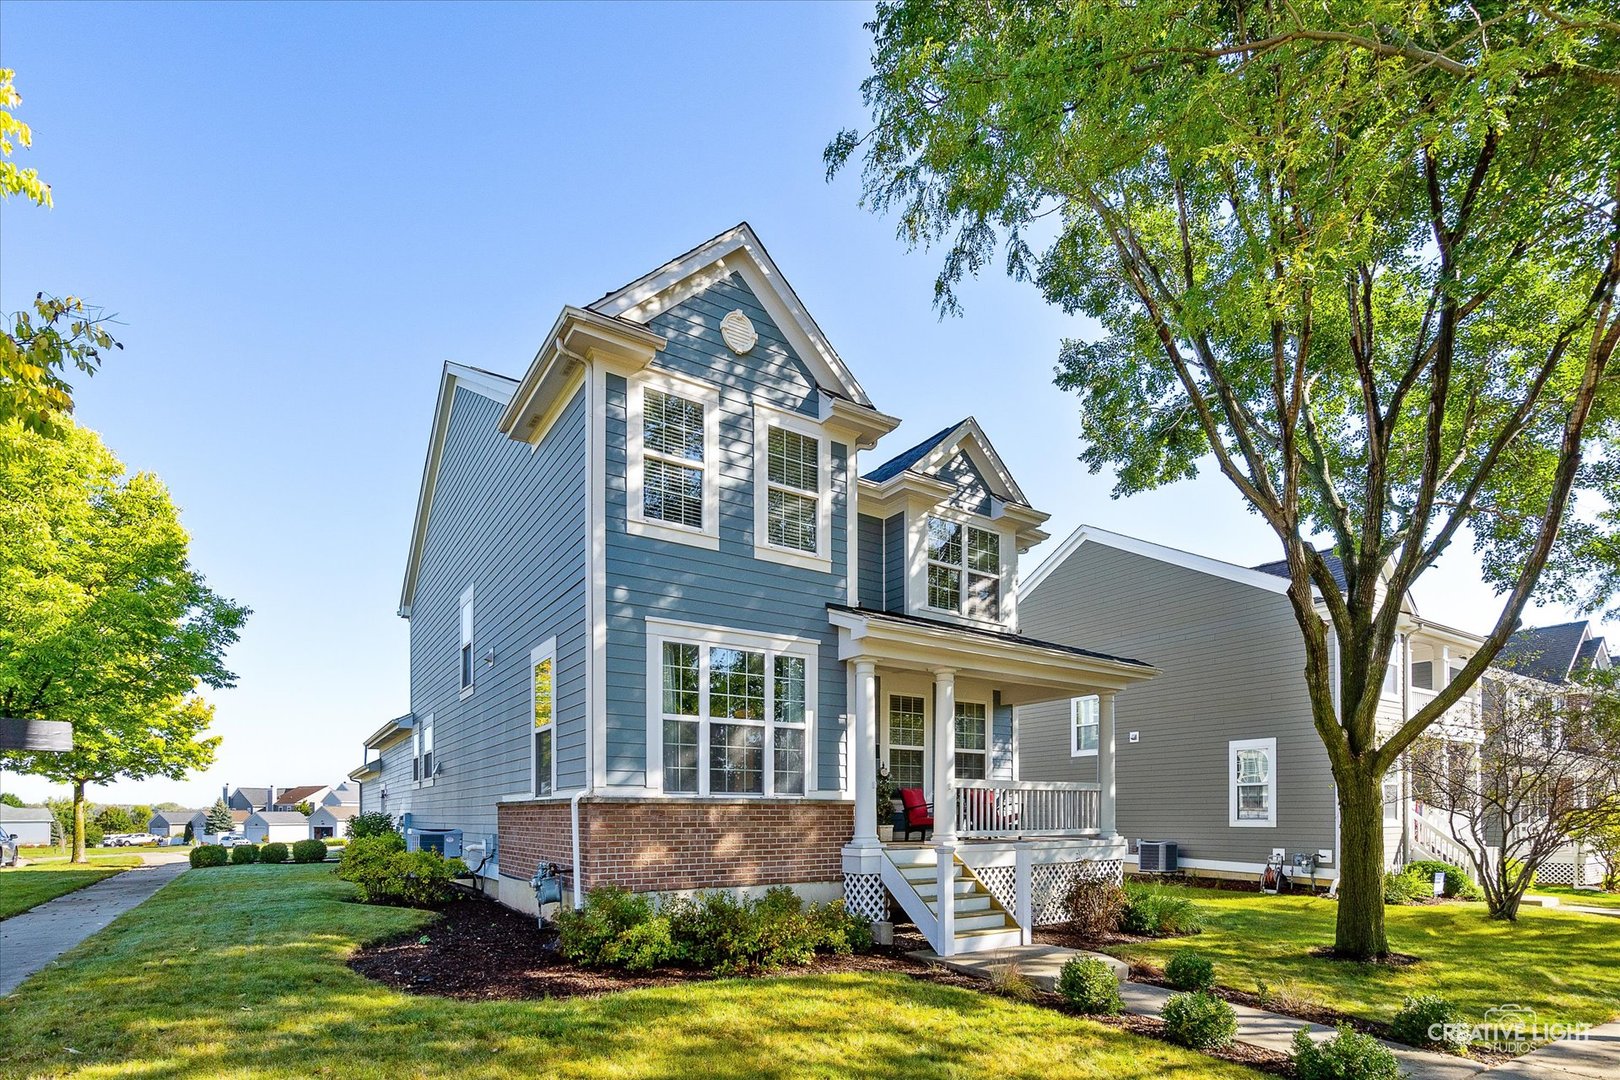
[926,516,1000,620]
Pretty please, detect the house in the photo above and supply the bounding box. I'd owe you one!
[1018,526,1490,882]
[321,782,360,808]
[271,785,331,812]
[243,811,312,845]
[0,805,55,847]
[351,223,1158,956]
[190,808,250,844]
[308,803,357,840]
[146,810,197,839]
[224,786,272,813]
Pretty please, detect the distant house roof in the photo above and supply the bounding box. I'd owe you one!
[0,805,55,823]
[325,782,360,805]
[147,810,198,825]
[248,811,310,826]
[1578,635,1610,671]
[274,785,328,806]
[313,804,358,820]
[1251,549,1349,591]
[1497,621,1607,684]
[230,787,273,809]
[191,808,251,826]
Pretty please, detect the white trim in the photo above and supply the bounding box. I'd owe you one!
[530,638,558,798]
[751,403,833,572]
[625,367,721,550]
[906,418,1032,511]
[844,443,859,606]
[1070,695,1100,758]
[643,617,819,799]
[458,585,476,699]
[921,512,1006,625]
[1229,737,1277,828]
[1022,524,1296,598]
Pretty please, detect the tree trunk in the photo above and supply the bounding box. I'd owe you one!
[1334,764,1389,958]
[72,779,87,864]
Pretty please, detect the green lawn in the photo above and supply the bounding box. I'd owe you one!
[1101,886,1620,1036]
[0,862,132,920]
[1530,885,1620,910]
[0,865,1264,1079]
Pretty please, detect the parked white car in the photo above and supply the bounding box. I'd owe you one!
[115,833,159,847]
[217,833,249,848]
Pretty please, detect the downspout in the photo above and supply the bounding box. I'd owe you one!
[571,788,586,910]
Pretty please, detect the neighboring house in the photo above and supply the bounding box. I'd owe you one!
[0,805,55,846]
[322,782,360,808]
[224,786,272,813]
[146,810,197,839]
[1019,526,1488,882]
[243,811,312,845]
[191,808,250,844]
[271,785,331,812]
[350,223,1158,956]
[308,803,357,840]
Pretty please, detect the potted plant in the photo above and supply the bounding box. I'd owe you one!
[876,764,898,842]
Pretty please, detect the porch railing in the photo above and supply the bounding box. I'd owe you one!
[954,779,1100,836]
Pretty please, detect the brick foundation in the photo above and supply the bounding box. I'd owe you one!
[497,797,853,894]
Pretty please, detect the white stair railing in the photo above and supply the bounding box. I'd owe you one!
[1412,812,1477,879]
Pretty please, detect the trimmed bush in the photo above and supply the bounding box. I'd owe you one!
[345,811,397,840]
[1293,1024,1403,1080]
[1383,869,1423,905]
[1161,990,1239,1049]
[229,843,260,865]
[1165,951,1216,991]
[1404,860,1476,899]
[558,887,662,967]
[1391,994,1468,1051]
[189,844,228,868]
[1062,878,1128,938]
[337,833,405,879]
[349,848,467,908]
[1056,956,1122,1014]
[1121,883,1205,936]
[259,842,289,864]
[292,838,330,864]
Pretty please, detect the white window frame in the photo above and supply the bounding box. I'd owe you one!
[1381,635,1402,699]
[752,403,832,572]
[1229,737,1276,827]
[531,638,558,798]
[458,586,475,699]
[643,617,817,798]
[921,512,1004,622]
[625,369,721,550]
[954,700,989,780]
[1071,695,1099,757]
[886,693,928,789]
[416,715,435,788]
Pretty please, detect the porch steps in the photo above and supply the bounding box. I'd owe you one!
[882,845,1023,954]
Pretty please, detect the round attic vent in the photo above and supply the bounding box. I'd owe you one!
[720,310,758,355]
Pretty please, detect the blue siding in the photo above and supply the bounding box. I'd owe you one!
[858,514,884,609]
[397,383,589,842]
[883,512,906,613]
[603,272,849,792]
[931,451,993,515]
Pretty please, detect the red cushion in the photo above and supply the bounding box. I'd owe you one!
[898,787,933,826]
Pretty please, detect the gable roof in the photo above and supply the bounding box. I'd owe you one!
[1023,524,1297,598]
[1496,620,1602,684]
[312,803,359,821]
[1252,549,1349,591]
[147,809,198,825]
[587,222,874,408]
[0,805,55,823]
[248,811,311,826]
[230,787,272,808]
[274,785,328,806]
[863,417,1032,508]
[1577,634,1610,671]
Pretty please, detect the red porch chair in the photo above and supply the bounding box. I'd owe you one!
[898,787,933,841]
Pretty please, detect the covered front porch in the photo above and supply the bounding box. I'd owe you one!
[829,605,1157,955]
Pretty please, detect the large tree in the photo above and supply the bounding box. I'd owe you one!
[0,422,248,861]
[830,1,1620,957]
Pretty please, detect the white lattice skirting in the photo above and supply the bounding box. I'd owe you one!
[1538,856,1605,888]
[843,872,889,922]
[971,859,1124,925]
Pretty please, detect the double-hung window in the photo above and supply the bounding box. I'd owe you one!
[753,406,831,570]
[887,695,926,787]
[1071,695,1099,757]
[418,719,435,784]
[1229,737,1275,826]
[458,587,475,696]
[652,624,814,797]
[531,639,556,797]
[955,701,988,780]
[925,516,1002,620]
[628,372,719,548]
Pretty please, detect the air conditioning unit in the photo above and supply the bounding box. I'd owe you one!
[1138,840,1179,874]
[409,828,462,858]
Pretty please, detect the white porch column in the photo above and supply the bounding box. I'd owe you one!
[1014,840,1033,945]
[1098,691,1117,837]
[851,660,880,849]
[932,668,958,845]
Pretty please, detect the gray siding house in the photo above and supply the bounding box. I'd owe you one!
[1020,526,1488,882]
[354,224,1157,956]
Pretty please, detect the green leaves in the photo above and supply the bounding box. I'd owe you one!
[1,295,123,438]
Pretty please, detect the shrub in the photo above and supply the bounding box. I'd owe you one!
[1056,956,1122,1014]
[1063,878,1128,938]
[1161,990,1238,1049]
[1383,870,1423,905]
[1391,994,1468,1051]
[345,811,397,840]
[1292,1024,1403,1080]
[349,848,467,908]
[336,833,402,878]
[1121,883,1205,936]
[1404,860,1476,899]
[259,842,289,865]
[807,899,874,955]
[189,844,228,868]
[1165,951,1216,991]
[229,843,260,865]
[324,837,347,847]
[292,838,330,864]
[558,887,662,967]
[989,962,1038,1002]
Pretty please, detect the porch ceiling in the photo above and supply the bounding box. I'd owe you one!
[827,604,1157,706]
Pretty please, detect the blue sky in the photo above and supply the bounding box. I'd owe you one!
[1,2,1606,808]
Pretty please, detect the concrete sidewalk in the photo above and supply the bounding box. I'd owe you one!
[0,857,188,995]
[1478,1021,1620,1078]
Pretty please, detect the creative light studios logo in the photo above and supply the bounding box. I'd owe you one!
[1432,1004,1592,1053]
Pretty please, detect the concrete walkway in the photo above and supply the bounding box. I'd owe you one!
[1478,1021,1620,1078]
[0,855,188,995]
